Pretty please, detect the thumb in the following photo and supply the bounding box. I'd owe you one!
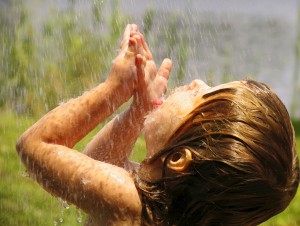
[157,58,172,79]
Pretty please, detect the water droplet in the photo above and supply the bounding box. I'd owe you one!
[77,216,82,223]
[82,177,90,185]
[76,210,83,223]
[60,199,70,209]
[21,171,29,177]
[109,172,125,184]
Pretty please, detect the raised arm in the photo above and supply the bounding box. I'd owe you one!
[16,24,142,223]
[83,29,172,170]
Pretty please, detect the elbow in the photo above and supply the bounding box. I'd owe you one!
[16,122,42,156]
[16,134,28,158]
[16,131,36,159]
[16,135,27,167]
[16,132,38,170]
[16,135,24,155]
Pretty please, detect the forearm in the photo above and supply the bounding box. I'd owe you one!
[83,104,145,167]
[21,78,128,148]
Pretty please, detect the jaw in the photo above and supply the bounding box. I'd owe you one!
[143,92,196,158]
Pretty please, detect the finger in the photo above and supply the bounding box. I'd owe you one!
[123,24,131,40]
[145,60,157,80]
[135,54,146,87]
[132,24,138,33]
[156,75,168,94]
[120,24,131,47]
[132,33,149,60]
[132,34,143,55]
[130,31,152,59]
[139,33,153,60]
[119,24,132,53]
[124,37,137,60]
[157,58,172,80]
[136,54,146,70]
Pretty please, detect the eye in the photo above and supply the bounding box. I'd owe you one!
[166,149,193,172]
[169,151,183,163]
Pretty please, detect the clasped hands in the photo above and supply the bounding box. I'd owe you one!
[107,24,172,116]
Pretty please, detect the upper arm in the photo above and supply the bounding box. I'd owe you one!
[17,137,141,220]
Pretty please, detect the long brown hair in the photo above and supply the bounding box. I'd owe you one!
[136,80,299,225]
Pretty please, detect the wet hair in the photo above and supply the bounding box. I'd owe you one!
[135,80,299,226]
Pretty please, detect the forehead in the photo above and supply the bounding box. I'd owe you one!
[143,93,192,157]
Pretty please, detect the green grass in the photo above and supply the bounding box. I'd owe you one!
[0,111,87,226]
[0,110,145,226]
[0,111,299,225]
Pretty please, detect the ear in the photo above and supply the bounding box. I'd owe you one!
[166,148,192,172]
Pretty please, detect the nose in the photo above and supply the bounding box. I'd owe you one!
[172,80,211,94]
[188,79,210,91]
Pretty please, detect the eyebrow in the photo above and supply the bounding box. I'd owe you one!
[203,87,236,98]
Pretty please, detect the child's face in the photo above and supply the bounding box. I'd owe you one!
[143,79,211,158]
[143,80,242,161]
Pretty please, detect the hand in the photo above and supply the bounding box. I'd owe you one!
[106,24,141,101]
[133,32,172,114]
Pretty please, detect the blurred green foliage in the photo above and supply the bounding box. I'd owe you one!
[0,0,188,224]
[0,0,130,115]
[0,0,189,117]
[291,7,300,118]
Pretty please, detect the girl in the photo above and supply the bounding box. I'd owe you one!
[17,24,299,225]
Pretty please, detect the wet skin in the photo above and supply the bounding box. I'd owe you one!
[140,80,244,182]
[143,80,244,159]
[16,21,242,225]
[16,24,172,226]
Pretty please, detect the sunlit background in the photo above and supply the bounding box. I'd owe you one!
[0,0,299,225]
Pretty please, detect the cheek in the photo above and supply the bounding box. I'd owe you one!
[143,93,195,157]
[143,110,168,157]
[168,92,195,116]
[144,122,167,158]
